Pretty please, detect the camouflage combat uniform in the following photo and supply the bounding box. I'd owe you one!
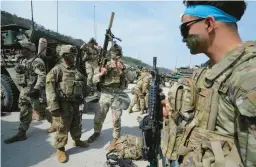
[128,68,151,114]
[142,71,151,111]
[81,38,100,96]
[88,44,131,150]
[46,45,89,163]
[162,41,256,167]
[4,40,53,144]
[128,79,144,113]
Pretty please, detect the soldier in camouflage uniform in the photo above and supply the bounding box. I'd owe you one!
[162,1,256,167]
[87,44,131,151]
[80,37,101,97]
[142,68,152,111]
[46,45,89,163]
[127,79,143,114]
[127,67,151,114]
[4,40,55,144]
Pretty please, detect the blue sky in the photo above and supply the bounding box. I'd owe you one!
[2,0,256,69]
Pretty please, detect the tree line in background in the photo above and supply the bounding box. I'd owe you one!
[1,10,172,73]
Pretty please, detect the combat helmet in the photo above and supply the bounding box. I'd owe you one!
[59,45,78,57]
[18,40,36,52]
[110,43,122,59]
[141,67,147,72]
[88,37,97,44]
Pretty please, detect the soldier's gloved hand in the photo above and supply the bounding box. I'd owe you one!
[51,109,61,117]
[14,64,25,73]
[99,67,107,76]
[27,89,40,98]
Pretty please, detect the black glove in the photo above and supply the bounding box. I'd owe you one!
[27,89,40,98]
[51,109,60,117]
[14,65,25,74]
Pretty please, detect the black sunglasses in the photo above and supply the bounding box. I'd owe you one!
[180,18,205,39]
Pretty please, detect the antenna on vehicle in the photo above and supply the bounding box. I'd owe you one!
[31,0,35,30]
[94,5,97,41]
[57,0,59,33]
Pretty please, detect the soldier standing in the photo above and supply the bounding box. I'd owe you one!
[87,44,131,151]
[128,67,151,114]
[46,45,89,163]
[127,79,144,114]
[162,1,256,166]
[4,40,55,144]
[142,69,151,112]
[81,37,100,98]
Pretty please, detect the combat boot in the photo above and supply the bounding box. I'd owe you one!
[72,140,89,148]
[107,138,118,151]
[88,132,100,143]
[127,106,133,113]
[47,123,56,133]
[4,130,27,144]
[56,147,67,163]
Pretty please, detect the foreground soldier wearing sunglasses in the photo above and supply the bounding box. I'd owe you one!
[162,1,256,167]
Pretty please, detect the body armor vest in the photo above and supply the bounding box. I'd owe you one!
[162,41,256,166]
[57,64,84,100]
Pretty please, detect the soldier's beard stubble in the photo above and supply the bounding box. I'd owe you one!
[185,34,203,54]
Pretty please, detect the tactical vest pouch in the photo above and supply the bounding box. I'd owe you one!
[161,117,185,160]
[60,80,74,97]
[179,128,243,167]
[73,81,83,96]
[16,74,26,86]
[168,78,196,123]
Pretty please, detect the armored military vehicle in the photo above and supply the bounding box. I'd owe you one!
[166,67,195,88]
[1,24,83,112]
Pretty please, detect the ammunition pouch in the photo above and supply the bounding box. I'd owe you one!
[168,78,196,123]
[178,127,243,167]
[16,74,27,86]
[59,80,83,98]
[161,117,186,161]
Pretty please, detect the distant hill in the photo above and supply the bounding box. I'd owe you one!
[123,56,172,73]
[1,10,172,73]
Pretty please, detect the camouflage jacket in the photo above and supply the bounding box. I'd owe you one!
[46,63,86,112]
[163,41,256,166]
[16,56,46,95]
[94,61,130,90]
[81,44,100,62]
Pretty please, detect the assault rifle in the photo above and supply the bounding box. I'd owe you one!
[99,12,121,69]
[139,57,165,167]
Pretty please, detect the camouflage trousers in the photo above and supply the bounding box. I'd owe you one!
[54,101,82,149]
[19,95,51,131]
[129,93,139,110]
[145,92,149,109]
[86,62,99,86]
[93,89,124,139]
[129,93,145,111]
